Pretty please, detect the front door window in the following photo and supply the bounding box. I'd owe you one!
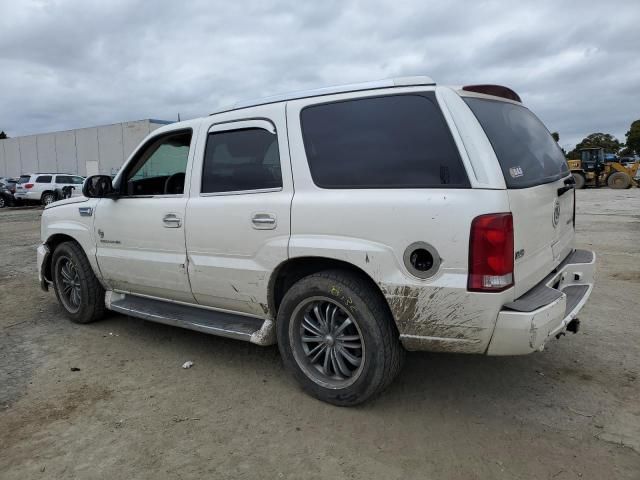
[123,131,192,196]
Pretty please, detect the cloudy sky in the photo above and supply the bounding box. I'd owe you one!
[1,0,638,151]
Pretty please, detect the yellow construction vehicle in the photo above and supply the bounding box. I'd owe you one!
[569,147,639,189]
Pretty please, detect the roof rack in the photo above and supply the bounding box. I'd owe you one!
[212,76,436,115]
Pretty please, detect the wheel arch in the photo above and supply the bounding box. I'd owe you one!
[268,256,394,321]
[42,233,81,283]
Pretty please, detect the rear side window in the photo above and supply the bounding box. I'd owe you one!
[463,97,569,188]
[300,94,469,188]
[35,175,52,183]
[56,175,83,184]
[202,128,282,193]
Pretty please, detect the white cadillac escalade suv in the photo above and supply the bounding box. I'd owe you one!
[38,77,596,405]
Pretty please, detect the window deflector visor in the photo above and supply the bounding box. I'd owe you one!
[208,119,276,135]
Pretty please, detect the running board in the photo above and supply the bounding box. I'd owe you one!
[105,292,276,346]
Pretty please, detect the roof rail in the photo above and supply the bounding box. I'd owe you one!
[212,76,436,114]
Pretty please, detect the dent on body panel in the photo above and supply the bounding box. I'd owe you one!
[382,284,488,352]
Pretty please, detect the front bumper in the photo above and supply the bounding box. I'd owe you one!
[486,249,596,356]
[37,243,51,291]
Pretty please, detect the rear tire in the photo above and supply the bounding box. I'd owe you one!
[52,241,105,324]
[276,269,404,406]
[572,172,586,189]
[0,196,5,208]
[42,192,57,206]
[607,172,631,189]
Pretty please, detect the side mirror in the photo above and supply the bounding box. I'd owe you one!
[82,175,116,198]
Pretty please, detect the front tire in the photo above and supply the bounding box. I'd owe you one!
[607,171,631,189]
[277,270,404,406]
[52,241,105,324]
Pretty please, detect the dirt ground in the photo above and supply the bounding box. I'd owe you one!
[1,189,639,479]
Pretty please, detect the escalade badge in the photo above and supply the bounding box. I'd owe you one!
[552,199,560,228]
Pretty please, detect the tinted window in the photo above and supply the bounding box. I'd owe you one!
[55,175,72,183]
[300,94,468,188]
[124,131,192,195]
[202,128,282,193]
[35,175,52,183]
[464,97,569,188]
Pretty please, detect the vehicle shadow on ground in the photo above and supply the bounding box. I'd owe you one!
[91,310,575,415]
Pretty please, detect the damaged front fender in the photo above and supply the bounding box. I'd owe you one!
[37,243,51,291]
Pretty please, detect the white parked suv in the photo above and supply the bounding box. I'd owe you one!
[15,173,85,205]
[37,77,596,405]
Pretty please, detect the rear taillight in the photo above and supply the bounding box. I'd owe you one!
[24,183,34,189]
[468,213,514,292]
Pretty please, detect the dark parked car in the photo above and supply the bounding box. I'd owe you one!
[0,181,15,208]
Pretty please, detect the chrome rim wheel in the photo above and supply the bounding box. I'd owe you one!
[289,296,365,389]
[56,256,82,313]
[43,194,55,205]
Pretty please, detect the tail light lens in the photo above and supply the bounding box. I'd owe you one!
[468,213,514,292]
[24,183,34,189]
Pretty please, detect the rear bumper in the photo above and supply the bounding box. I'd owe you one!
[15,191,40,201]
[486,249,596,356]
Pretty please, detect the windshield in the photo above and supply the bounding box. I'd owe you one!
[464,97,569,188]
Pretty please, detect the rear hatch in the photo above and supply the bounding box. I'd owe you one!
[15,175,31,195]
[464,96,574,296]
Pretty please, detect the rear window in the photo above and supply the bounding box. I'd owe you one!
[18,175,31,184]
[463,97,569,188]
[300,93,469,189]
[35,175,52,183]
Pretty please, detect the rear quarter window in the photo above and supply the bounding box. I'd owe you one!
[300,93,469,189]
[463,97,569,188]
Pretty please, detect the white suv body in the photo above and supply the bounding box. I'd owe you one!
[37,77,595,404]
[15,173,85,205]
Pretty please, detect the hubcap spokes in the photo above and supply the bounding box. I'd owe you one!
[299,300,363,382]
[59,258,81,310]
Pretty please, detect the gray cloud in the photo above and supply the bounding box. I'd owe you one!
[1,0,638,150]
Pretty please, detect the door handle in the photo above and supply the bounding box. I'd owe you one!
[251,213,276,230]
[163,213,182,228]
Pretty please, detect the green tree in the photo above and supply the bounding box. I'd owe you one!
[567,133,623,158]
[624,120,640,155]
[549,131,567,155]
[0,131,7,139]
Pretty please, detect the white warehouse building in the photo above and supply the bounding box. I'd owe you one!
[0,119,172,178]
